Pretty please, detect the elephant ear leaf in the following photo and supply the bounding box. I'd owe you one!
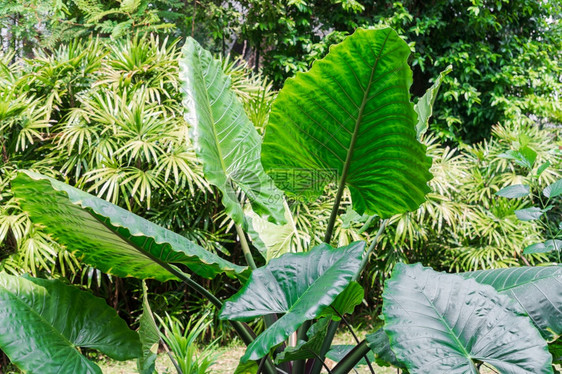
[463,265,562,340]
[219,241,365,362]
[180,37,285,227]
[12,170,247,281]
[0,273,141,374]
[414,65,452,137]
[262,27,432,218]
[383,263,552,374]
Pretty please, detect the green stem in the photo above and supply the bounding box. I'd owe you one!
[331,341,371,374]
[356,219,388,281]
[236,223,257,270]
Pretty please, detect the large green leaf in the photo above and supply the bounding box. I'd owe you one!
[415,65,452,137]
[180,37,285,226]
[383,263,552,374]
[12,171,246,281]
[0,273,141,374]
[262,27,432,218]
[463,266,562,340]
[219,241,365,361]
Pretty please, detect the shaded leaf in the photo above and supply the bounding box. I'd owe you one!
[220,241,365,361]
[365,328,406,369]
[180,37,285,226]
[383,263,552,374]
[12,171,246,281]
[320,281,364,321]
[0,273,141,374]
[262,27,432,218]
[276,318,330,363]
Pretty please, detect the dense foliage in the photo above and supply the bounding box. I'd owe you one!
[2,0,560,142]
[1,0,562,371]
[1,26,561,374]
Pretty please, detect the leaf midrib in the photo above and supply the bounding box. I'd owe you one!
[338,30,392,190]
[195,46,231,181]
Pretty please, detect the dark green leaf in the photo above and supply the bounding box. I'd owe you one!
[543,179,562,198]
[415,65,452,137]
[383,263,552,373]
[180,38,285,226]
[549,339,562,363]
[219,241,365,361]
[524,240,562,254]
[365,328,406,369]
[276,318,330,363]
[233,360,258,374]
[320,281,364,321]
[0,273,141,374]
[496,184,530,198]
[12,171,246,281]
[262,27,432,218]
[463,266,562,340]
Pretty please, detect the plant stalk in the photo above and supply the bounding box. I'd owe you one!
[309,320,339,374]
[356,219,388,281]
[331,340,371,374]
[236,223,257,270]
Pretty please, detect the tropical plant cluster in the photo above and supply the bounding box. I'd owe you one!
[2,0,560,143]
[0,26,561,374]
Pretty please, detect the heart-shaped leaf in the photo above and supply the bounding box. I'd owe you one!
[463,265,562,340]
[262,27,432,218]
[383,263,552,374]
[180,37,285,226]
[0,273,141,374]
[220,241,365,361]
[12,171,246,281]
